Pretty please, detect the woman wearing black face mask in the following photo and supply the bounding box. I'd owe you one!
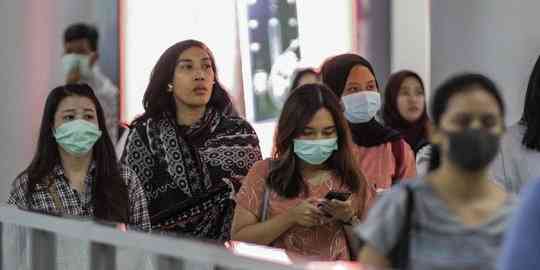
[356,73,515,270]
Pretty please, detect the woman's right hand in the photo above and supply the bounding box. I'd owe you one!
[287,198,325,227]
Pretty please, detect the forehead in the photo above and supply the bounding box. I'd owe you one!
[305,107,335,127]
[444,87,502,117]
[300,72,318,80]
[346,65,375,83]
[56,96,96,113]
[402,76,422,87]
[64,39,91,52]
[177,46,212,61]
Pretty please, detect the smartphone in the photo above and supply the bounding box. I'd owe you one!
[324,191,351,201]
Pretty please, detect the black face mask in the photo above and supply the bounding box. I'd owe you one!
[444,129,500,171]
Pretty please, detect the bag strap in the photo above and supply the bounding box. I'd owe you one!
[389,185,415,269]
[259,159,273,222]
[391,139,405,185]
[260,187,270,222]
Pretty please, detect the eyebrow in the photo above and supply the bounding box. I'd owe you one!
[346,80,375,86]
[177,57,211,64]
[60,108,96,113]
[304,125,336,130]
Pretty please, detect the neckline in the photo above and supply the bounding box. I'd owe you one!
[304,171,334,186]
[416,179,511,229]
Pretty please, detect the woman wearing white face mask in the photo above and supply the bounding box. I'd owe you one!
[321,54,416,200]
[7,84,150,232]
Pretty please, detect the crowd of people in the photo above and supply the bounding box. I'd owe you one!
[6,22,540,270]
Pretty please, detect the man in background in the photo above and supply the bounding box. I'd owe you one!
[62,23,119,141]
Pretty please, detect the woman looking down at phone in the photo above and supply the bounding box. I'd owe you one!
[231,84,371,261]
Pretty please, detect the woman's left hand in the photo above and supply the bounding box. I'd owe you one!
[319,199,355,223]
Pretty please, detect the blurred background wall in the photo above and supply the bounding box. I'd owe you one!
[431,0,540,125]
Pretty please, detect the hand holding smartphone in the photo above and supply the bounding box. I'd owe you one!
[319,191,352,218]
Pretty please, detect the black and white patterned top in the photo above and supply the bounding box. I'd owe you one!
[121,108,262,241]
[7,163,151,232]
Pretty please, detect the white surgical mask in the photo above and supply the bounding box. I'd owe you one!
[61,53,92,81]
[341,91,381,123]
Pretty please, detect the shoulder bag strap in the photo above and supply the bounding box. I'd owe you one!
[260,158,273,222]
[390,184,415,269]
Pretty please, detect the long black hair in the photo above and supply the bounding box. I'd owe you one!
[520,55,540,151]
[22,84,128,223]
[270,83,364,200]
[132,39,235,126]
[428,73,506,171]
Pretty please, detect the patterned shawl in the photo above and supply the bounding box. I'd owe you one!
[122,108,261,241]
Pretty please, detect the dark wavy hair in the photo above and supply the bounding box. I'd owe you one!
[429,73,506,171]
[269,83,365,200]
[132,39,235,126]
[520,55,540,151]
[21,84,128,223]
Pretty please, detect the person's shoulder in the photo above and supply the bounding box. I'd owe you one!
[520,178,540,202]
[220,116,258,134]
[497,123,527,156]
[394,137,412,150]
[417,144,432,155]
[398,175,425,186]
[222,115,252,127]
[505,123,526,142]
[404,176,431,190]
[129,115,164,133]
[240,159,270,190]
[508,123,525,133]
[250,159,271,175]
[386,176,430,197]
[12,171,30,188]
[130,116,153,127]
[118,165,140,186]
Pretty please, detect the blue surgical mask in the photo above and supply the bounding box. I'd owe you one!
[293,138,338,165]
[54,119,102,156]
[341,91,381,123]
